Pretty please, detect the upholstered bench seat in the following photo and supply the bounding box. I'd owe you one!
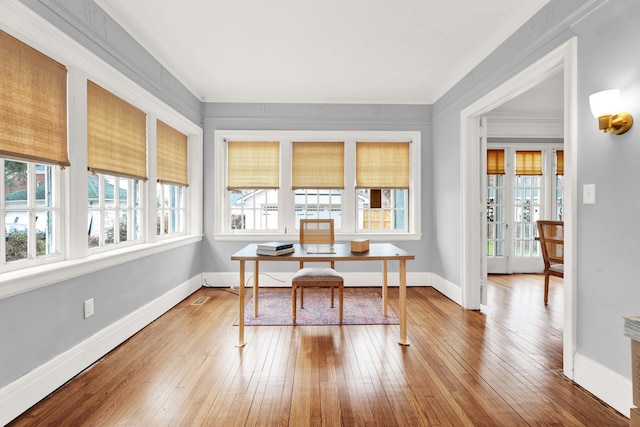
[292,267,343,323]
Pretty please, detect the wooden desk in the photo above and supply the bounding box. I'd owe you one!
[231,243,415,347]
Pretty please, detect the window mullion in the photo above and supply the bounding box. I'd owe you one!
[280,139,295,235]
[342,139,357,234]
[27,162,36,259]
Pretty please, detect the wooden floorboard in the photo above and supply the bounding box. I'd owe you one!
[9,275,628,426]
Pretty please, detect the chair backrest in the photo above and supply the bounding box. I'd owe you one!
[537,220,564,267]
[299,219,335,245]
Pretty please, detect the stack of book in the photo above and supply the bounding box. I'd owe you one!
[256,241,294,256]
[625,316,640,341]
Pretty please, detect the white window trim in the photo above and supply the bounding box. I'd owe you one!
[0,1,204,300]
[214,130,422,241]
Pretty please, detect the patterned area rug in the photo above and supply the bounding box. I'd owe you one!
[235,289,399,326]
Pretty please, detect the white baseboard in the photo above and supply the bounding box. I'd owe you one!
[574,352,632,418]
[202,271,430,288]
[0,274,203,426]
[430,273,462,305]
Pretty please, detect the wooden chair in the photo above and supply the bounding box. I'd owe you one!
[292,219,343,323]
[536,220,564,304]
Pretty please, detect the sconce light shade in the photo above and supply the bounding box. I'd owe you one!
[589,89,633,135]
[589,89,619,118]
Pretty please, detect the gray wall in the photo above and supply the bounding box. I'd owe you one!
[572,0,640,378]
[0,244,201,387]
[201,103,433,274]
[433,0,640,378]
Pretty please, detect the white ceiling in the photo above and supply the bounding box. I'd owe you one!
[96,0,550,104]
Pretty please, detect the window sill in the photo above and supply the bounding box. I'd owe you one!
[0,234,203,301]
[214,232,422,242]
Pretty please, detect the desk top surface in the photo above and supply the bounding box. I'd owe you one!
[231,242,414,261]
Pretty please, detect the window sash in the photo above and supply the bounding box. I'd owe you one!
[292,141,344,189]
[487,149,505,175]
[515,150,542,176]
[157,120,188,186]
[87,81,147,180]
[227,141,280,189]
[0,30,69,168]
[356,142,409,188]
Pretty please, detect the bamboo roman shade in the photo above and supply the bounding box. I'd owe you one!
[515,150,543,176]
[157,120,188,186]
[556,150,564,175]
[0,30,69,168]
[227,141,280,189]
[292,141,344,189]
[356,142,410,188]
[87,80,147,180]
[486,149,505,175]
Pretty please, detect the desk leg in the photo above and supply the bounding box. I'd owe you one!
[398,259,410,346]
[382,260,388,317]
[253,261,259,317]
[236,260,247,347]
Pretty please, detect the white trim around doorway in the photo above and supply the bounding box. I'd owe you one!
[460,37,577,379]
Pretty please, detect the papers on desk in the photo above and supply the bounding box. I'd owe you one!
[305,246,335,254]
[625,316,640,341]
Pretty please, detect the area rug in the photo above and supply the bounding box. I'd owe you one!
[234,289,400,326]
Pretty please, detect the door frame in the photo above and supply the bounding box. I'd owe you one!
[460,37,577,378]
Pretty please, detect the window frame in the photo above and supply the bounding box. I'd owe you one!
[214,130,421,241]
[1,159,64,271]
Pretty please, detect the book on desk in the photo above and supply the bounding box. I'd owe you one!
[256,243,295,256]
[256,241,294,251]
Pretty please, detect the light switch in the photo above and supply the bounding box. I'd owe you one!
[583,184,596,204]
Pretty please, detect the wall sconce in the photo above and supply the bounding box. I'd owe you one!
[589,89,633,135]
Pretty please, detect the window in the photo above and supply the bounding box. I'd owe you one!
[156,120,188,237]
[514,150,542,258]
[0,13,203,298]
[2,160,60,269]
[486,149,505,257]
[356,142,409,231]
[555,150,564,221]
[157,184,185,236]
[86,81,147,250]
[227,141,280,232]
[0,29,66,272]
[88,173,142,248]
[215,131,421,239]
[292,142,344,227]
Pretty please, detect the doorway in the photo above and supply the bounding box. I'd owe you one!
[486,142,564,274]
[460,38,576,379]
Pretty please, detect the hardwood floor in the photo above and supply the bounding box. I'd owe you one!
[10,275,627,426]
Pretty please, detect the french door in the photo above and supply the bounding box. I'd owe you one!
[486,144,563,274]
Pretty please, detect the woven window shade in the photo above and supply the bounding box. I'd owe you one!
[227,141,280,189]
[87,81,147,180]
[486,149,505,175]
[515,150,542,176]
[356,142,409,188]
[292,141,344,189]
[556,150,564,175]
[157,120,188,186]
[0,30,69,168]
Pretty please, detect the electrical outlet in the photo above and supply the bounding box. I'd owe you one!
[84,298,94,319]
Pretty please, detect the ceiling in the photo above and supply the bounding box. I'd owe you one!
[96,0,550,105]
